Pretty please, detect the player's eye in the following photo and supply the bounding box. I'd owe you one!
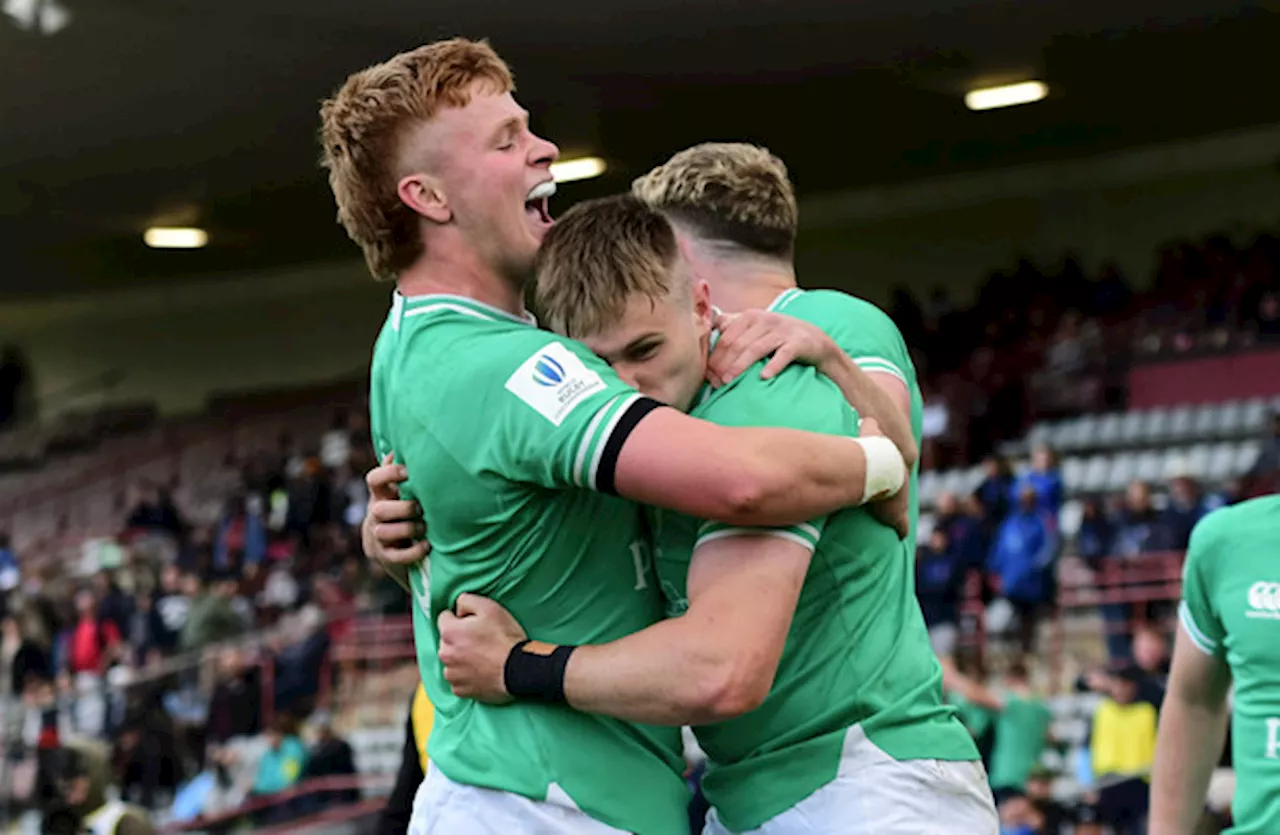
[628,342,659,361]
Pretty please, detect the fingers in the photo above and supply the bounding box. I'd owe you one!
[369,498,421,524]
[709,326,785,386]
[372,519,425,543]
[378,541,429,565]
[367,460,409,500]
[760,345,796,380]
[860,417,884,437]
[453,592,490,618]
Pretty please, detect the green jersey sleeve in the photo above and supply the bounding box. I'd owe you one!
[410,327,661,494]
[693,361,860,552]
[1180,511,1227,656]
[775,289,914,386]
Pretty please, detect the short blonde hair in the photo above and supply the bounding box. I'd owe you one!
[319,39,514,281]
[533,195,681,338]
[631,142,798,259]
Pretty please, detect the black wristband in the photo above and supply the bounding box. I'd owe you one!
[503,639,576,704]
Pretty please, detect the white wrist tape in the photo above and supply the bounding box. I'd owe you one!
[853,436,906,502]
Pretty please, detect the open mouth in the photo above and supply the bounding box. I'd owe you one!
[525,180,556,226]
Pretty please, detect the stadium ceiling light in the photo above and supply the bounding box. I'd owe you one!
[144,227,208,249]
[964,81,1048,111]
[550,157,606,183]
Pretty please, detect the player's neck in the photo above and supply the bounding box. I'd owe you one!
[679,231,796,314]
[394,248,525,317]
[706,270,797,315]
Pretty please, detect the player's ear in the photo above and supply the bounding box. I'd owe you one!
[691,280,713,331]
[398,173,452,224]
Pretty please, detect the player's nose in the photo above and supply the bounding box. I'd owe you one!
[529,132,559,170]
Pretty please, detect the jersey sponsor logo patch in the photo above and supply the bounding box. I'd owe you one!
[505,341,606,425]
[1246,581,1280,619]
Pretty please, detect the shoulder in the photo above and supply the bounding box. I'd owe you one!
[700,361,854,432]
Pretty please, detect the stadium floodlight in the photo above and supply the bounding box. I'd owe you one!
[550,157,606,183]
[964,81,1048,111]
[144,227,209,249]
[3,0,71,34]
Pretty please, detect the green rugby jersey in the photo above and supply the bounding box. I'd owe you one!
[1179,495,1280,835]
[767,288,924,546]
[369,292,688,835]
[653,359,977,832]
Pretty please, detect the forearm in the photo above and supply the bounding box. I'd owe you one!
[821,353,918,468]
[1149,693,1228,834]
[564,617,743,726]
[616,411,902,527]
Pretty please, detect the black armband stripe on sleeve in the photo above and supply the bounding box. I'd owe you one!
[595,396,665,496]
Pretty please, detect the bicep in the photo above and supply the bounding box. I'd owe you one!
[1169,619,1231,708]
[685,532,813,670]
[864,370,912,424]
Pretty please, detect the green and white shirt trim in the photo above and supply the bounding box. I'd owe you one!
[572,393,644,490]
[1178,600,1220,656]
[393,292,536,329]
[765,289,908,385]
[694,520,822,553]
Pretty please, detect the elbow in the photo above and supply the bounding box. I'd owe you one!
[715,456,790,525]
[684,656,773,724]
[719,480,770,525]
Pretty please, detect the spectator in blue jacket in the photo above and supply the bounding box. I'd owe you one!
[1075,495,1115,571]
[1156,475,1206,551]
[989,485,1059,655]
[916,528,967,661]
[976,456,1015,534]
[1011,444,1064,524]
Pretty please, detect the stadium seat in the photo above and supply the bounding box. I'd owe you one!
[1118,411,1146,446]
[1242,397,1270,434]
[1207,442,1236,481]
[1183,444,1212,481]
[1141,407,1170,445]
[1165,404,1195,444]
[1106,452,1138,492]
[1161,447,1191,480]
[1191,404,1218,442]
[918,470,940,508]
[1216,399,1244,438]
[1082,455,1111,493]
[1094,413,1124,449]
[1135,450,1163,483]
[917,513,936,545]
[1235,440,1262,477]
[1061,456,1086,493]
[1073,414,1103,452]
[1026,421,1054,449]
[1058,498,1083,540]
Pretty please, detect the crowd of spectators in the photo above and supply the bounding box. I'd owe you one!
[0,407,408,827]
[909,229,1280,470]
